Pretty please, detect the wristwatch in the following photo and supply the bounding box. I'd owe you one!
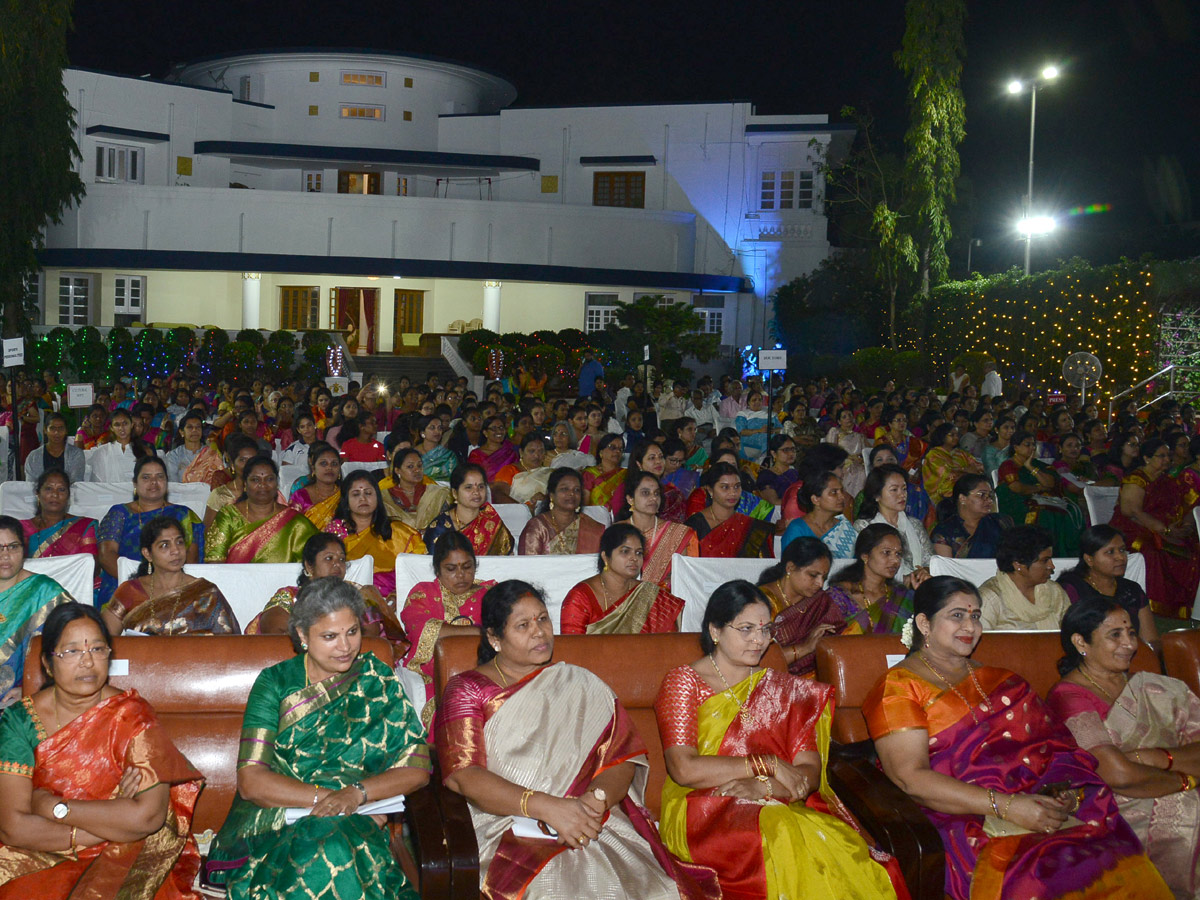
[52,801,70,820]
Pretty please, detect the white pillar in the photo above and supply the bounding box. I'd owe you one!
[483,280,502,332]
[241,272,261,330]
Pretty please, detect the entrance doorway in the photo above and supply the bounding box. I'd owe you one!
[333,287,379,354]
[393,290,425,351]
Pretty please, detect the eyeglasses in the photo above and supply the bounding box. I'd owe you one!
[0,542,23,554]
[52,645,113,662]
[969,490,995,500]
[728,623,776,639]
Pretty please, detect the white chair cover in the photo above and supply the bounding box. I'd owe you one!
[670,555,776,632]
[493,505,532,551]
[26,553,95,607]
[1083,485,1119,526]
[582,506,612,526]
[114,557,374,630]
[278,464,310,498]
[0,481,211,521]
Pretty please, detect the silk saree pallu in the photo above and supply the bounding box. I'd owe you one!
[584,466,626,508]
[208,506,317,563]
[22,517,97,560]
[206,653,430,900]
[641,521,698,587]
[517,513,604,556]
[560,580,683,635]
[379,479,450,532]
[829,584,914,636]
[181,445,226,485]
[0,575,73,696]
[436,663,719,900]
[290,488,340,530]
[0,691,203,900]
[335,523,426,597]
[688,513,774,559]
[104,577,241,635]
[424,506,513,557]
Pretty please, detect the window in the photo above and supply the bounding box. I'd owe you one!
[339,105,384,121]
[113,275,144,325]
[304,171,323,192]
[341,71,385,87]
[239,76,252,101]
[760,169,814,210]
[337,171,381,195]
[280,286,320,330]
[403,110,412,121]
[57,274,92,325]
[633,292,680,308]
[397,176,409,196]
[308,105,319,116]
[404,77,414,88]
[692,295,726,339]
[309,71,320,82]
[593,172,645,208]
[94,143,142,183]
[585,293,620,333]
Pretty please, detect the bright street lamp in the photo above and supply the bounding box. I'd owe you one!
[1008,64,1060,274]
[1017,216,1056,236]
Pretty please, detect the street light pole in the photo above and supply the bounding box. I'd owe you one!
[1023,83,1037,276]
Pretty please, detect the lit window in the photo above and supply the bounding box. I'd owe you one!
[308,105,319,116]
[280,286,320,330]
[760,169,814,210]
[58,274,92,325]
[593,172,645,209]
[404,77,413,88]
[304,171,323,192]
[403,110,412,121]
[339,105,384,121]
[340,71,385,87]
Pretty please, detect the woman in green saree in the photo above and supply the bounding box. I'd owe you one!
[206,578,431,899]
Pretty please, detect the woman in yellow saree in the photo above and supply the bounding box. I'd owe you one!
[288,442,342,530]
[207,457,318,563]
[654,579,906,900]
[324,470,426,597]
[582,434,627,507]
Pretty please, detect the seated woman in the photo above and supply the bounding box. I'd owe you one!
[247,534,401,652]
[437,580,718,900]
[207,456,318,564]
[206,578,431,900]
[1047,598,1200,899]
[997,432,1084,558]
[164,410,225,486]
[978,525,1070,631]
[288,442,342,531]
[96,456,201,607]
[582,433,627,507]
[400,532,494,725]
[411,414,458,481]
[619,471,698,587]
[468,415,518,482]
[874,408,931,523]
[102,516,239,635]
[23,413,85,485]
[684,463,774,559]
[491,433,552,508]
[610,441,687,522]
[0,603,205,897]
[0,516,74,707]
[561,523,684,634]
[754,434,799,507]
[325,470,426,597]
[826,523,916,635]
[21,471,98,566]
[854,464,933,583]
[89,408,154,484]
[378,447,451,533]
[824,408,869,497]
[422,463,514,557]
[338,412,387,463]
[931,474,1013,559]
[922,423,985,509]
[735,390,770,463]
[866,576,1172,900]
[545,421,593,469]
[279,412,319,467]
[1109,437,1200,618]
[781,471,858,558]
[1057,524,1159,649]
[203,433,260,530]
[654,580,906,900]
[73,403,108,450]
[757,536,844,677]
[518,468,604,555]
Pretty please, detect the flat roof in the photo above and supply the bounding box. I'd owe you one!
[193,140,540,175]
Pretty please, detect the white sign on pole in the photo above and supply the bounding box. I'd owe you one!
[643,344,650,362]
[325,376,350,397]
[2,338,24,368]
[758,349,787,371]
[66,383,95,408]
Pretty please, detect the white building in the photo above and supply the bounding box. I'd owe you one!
[38,49,853,357]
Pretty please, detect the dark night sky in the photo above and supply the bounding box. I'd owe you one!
[65,0,1199,273]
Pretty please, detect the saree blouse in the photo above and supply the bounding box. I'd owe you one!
[104,576,240,635]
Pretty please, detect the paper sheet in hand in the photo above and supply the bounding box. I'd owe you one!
[284,793,406,825]
[511,815,558,840]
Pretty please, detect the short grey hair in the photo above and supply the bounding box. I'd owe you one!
[288,576,365,648]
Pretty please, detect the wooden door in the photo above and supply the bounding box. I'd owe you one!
[334,287,380,354]
[393,290,425,351]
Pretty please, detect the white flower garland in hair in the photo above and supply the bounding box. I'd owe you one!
[900,618,915,650]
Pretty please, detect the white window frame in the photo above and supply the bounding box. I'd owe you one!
[113,274,144,318]
[760,169,814,210]
[303,170,323,192]
[634,291,681,308]
[57,273,93,325]
[94,142,143,184]
[339,104,385,121]
[239,75,252,101]
[585,293,620,333]
[340,70,385,87]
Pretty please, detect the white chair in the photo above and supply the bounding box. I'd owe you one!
[278,464,310,498]
[115,557,373,631]
[862,447,872,469]
[493,505,532,551]
[26,553,95,607]
[582,506,612,527]
[342,461,389,476]
[1083,485,1119,526]
[393,552,595,631]
[0,481,210,521]
[670,555,776,632]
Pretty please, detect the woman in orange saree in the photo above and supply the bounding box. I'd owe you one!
[0,603,203,900]
[287,443,342,531]
[437,581,720,900]
[582,434,627,507]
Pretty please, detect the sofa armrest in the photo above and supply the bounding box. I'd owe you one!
[415,760,480,900]
[827,741,944,900]
[396,781,453,900]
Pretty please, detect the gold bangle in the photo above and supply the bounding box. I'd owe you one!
[520,788,535,818]
[988,788,999,817]
[745,757,753,778]
[312,786,319,807]
[756,774,773,801]
[1002,793,1015,821]
[69,825,77,859]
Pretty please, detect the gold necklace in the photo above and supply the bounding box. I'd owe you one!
[919,651,992,724]
[493,658,510,687]
[1078,664,1126,703]
[709,653,756,725]
[52,685,63,731]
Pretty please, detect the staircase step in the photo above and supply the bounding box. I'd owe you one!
[350,355,459,387]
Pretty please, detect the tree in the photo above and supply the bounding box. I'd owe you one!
[896,0,967,298]
[0,0,86,337]
[770,254,886,357]
[597,295,719,381]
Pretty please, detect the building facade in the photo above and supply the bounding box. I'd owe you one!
[38,49,853,356]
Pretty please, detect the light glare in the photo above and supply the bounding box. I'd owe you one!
[1018,216,1057,235]
[1007,80,1023,94]
[1042,65,1059,80]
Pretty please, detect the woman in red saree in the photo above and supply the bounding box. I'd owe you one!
[468,416,518,482]
[866,577,1171,900]
[0,603,204,899]
[21,471,97,565]
[422,464,514,557]
[654,580,907,900]
[685,463,774,559]
[206,457,318,563]
[560,524,684,634]
[621,472,698,587]
[437,581,720,900]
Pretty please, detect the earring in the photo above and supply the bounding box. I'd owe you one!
[549,498,555,510]
[301,641,308,650]
[1081,651,1087,657]
[148,562,154,575]
[713,636,720,645]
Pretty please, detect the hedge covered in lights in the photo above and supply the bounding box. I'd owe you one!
[927,259,1159,396]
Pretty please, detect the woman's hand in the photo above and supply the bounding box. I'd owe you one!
[772,758,815,801]
[1002,792,1070,833]
[713,777,767,800]
[792,624,839,661]
[538,795,603,850]
[115,767,143,799]
[904,567,932,590]
[310,787,361,818]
